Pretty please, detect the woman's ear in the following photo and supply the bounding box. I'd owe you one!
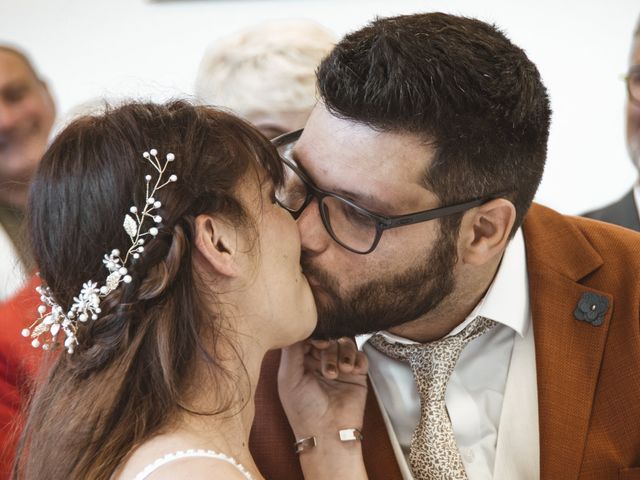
[193,214,239,278]
[459,198,517,266]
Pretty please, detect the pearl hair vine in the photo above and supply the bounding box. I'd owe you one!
[22,149,178,354]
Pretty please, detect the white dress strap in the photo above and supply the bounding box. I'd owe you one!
[133,449,254,480]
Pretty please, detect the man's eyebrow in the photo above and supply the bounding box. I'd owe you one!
[333,187,396,214]
[291,148,395,215]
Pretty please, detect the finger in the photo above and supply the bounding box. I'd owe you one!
[302,350,323,376]
[337,337,357,374]
[309,339,333,350]
[309,339,332,361]
[309,343,323,361]
[320,342,339,379]
[353,351,369,375]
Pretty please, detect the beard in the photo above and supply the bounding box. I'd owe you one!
[303,225,458,340]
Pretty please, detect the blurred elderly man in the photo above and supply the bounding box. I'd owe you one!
[0,45,55,299]
[194,19,335,139]
[584,17,640,230]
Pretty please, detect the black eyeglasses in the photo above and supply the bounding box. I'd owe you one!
[272,129,506,254]
[626,66,640,106]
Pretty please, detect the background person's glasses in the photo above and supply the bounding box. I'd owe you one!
[272,129,505,254]
[626,66,640,106]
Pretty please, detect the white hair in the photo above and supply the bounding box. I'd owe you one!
[51,96,114,137]
[194,19,335,117]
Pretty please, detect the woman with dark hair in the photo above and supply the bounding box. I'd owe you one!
[12,101,369,479]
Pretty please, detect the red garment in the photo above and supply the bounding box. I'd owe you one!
[0,276,42,479]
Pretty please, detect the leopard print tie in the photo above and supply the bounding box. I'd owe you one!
[368,316,497,480]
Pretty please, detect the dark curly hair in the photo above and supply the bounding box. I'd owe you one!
[317,12,552,237]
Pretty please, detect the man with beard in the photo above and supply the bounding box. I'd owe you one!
[0,45,55,299]
[250,13,640,480]
[584,16,640,230]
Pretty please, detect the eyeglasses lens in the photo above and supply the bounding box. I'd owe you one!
[275,140,378,253]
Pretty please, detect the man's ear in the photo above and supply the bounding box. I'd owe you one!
[193,214,239,278]
[459,198,517,266]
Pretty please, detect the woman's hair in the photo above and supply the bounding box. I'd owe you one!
[12,100,283,480]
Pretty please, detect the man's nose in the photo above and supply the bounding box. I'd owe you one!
[297,198,331,254]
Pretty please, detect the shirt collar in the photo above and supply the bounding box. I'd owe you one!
[356,228,530,349]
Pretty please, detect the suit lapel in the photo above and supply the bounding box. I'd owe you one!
[524,204,613,480]
[362,379,405,480]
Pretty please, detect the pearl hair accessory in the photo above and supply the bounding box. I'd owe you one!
[22,149,178,354]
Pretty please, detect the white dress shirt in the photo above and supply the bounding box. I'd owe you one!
[357,229,538,480]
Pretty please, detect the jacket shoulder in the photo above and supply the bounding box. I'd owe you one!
[525,203,640,282]
[568,213,640,268]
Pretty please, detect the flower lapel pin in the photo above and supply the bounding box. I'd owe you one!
[573,292,609,327]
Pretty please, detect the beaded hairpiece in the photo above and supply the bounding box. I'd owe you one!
[22,149,178,354]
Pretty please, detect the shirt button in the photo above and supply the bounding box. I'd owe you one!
[462,448,475,463]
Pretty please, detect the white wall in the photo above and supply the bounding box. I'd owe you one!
[1,0,637,214]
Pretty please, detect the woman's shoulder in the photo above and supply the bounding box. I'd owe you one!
[114,434,255,480]
[131,449,254,480]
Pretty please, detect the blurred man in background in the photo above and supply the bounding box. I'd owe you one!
[584,17,640,230]
[0,45,55,300]
[0,44,53,479]
[194,19,335,139]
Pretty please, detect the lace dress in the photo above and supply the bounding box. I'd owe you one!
[133,449,254,480]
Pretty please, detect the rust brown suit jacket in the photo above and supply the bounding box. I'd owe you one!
[249,204,640,480]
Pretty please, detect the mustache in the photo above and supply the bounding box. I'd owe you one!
[300,256,335,288]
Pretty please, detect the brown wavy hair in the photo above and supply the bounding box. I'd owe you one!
[12,100,283,479]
